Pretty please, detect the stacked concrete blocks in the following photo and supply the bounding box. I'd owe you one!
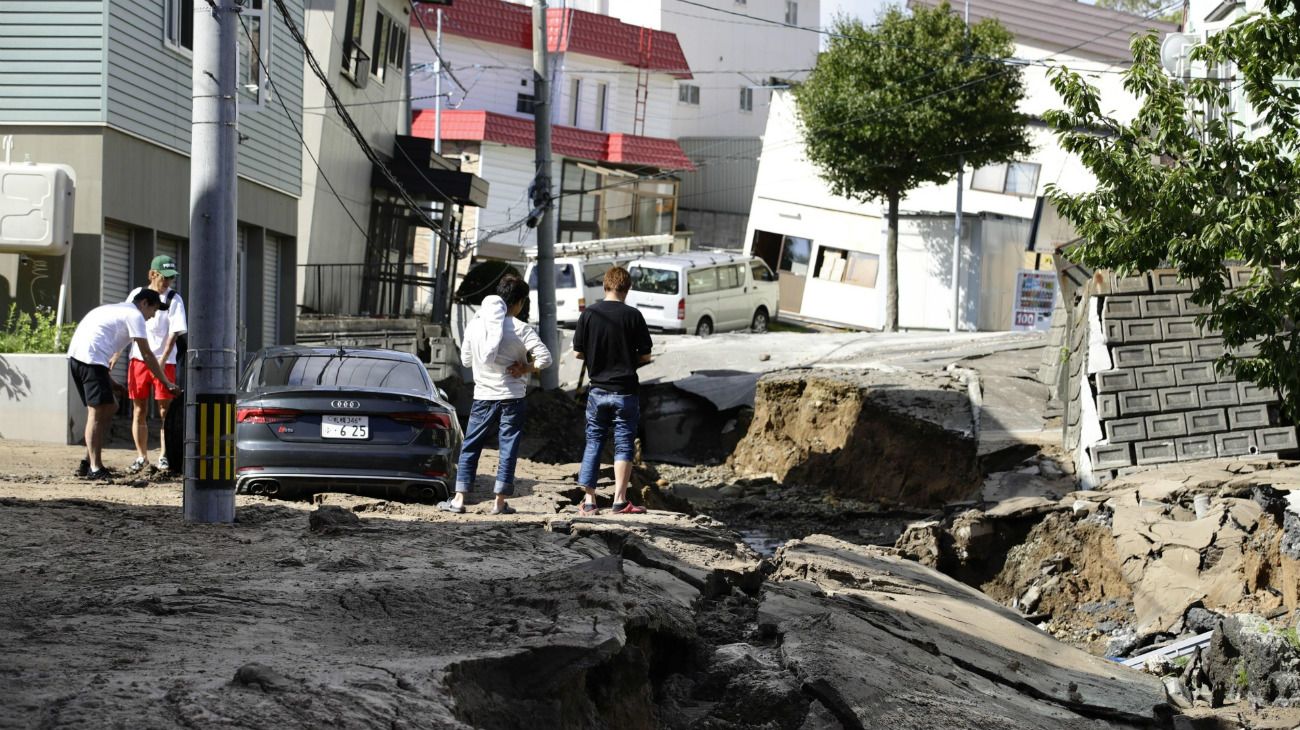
[1087,269,1297,472]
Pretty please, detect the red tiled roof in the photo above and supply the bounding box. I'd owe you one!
[415,0,693,79]
[412,109,696,171]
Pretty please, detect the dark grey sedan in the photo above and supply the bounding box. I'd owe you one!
[235,346,462,503]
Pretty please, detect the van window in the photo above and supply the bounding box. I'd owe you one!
[630,266,679,295]
[527,263,578,290]
[719,264,744,290]
[751,260,777,282]
[688,267,719,294]
[583,263,608,288]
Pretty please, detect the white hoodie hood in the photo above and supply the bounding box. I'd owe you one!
[469,295,507,366]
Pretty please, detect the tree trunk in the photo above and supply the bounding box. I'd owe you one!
[885,191,900,332]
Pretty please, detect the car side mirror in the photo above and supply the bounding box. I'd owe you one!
[436,387,449,401]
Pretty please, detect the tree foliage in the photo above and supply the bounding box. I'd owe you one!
[1045,0,1300,415]
[794,4,1031,330]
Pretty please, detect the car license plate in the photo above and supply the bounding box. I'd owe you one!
[322,415,369,439]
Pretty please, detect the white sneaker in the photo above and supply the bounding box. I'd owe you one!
[126,457,148,474]
[157,456,170,470]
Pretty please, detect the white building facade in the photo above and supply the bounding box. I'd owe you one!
[745,0,1175,331]
[555,0,822,249]
[408,0,695,261]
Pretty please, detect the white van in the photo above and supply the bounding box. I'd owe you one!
[524,256,639,326]
[625,252,779,335]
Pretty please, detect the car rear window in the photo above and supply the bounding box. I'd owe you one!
[248,354,429,393]
[630,266,679,295]
[527,263,578,290]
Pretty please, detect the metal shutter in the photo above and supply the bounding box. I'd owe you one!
[262,235,280,347]
[102,221,132,383]
[101,221,132,305]
[237,227,249,362]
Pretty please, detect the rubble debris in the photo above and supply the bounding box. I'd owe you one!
[519,388,588,464]
[1203,614,1300,706]
[307,505,361,533]
[729,369,980,507]
[762,535,1170,728]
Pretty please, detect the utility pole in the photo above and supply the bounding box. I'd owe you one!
[185,0,239,523]
[433,7,443,154]
[950,0,971,334]
[533,0,559,390]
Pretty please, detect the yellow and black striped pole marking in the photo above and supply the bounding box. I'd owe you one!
[195,393,237,485]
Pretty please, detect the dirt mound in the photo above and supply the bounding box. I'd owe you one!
[521,388,588,463]
[981,511,1135,654]
[727,369,980,507]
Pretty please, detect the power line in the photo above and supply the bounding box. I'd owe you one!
[410,2,468,94]
[237,13,371,245]
[271,0,469,256]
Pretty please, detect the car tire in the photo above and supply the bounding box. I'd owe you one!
[695,317,714,337]
[751,307,769,333]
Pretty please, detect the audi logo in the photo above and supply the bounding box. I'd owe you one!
[330,400,361,409]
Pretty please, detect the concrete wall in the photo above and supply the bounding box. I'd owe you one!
[0,354,87,445]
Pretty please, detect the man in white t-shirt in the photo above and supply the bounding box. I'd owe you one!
[66,289,177,480]
[111,255,187,473]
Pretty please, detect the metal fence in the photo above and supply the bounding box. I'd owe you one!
[299,262,437,318]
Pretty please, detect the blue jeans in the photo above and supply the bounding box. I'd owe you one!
[579,388,640,488]
[456,398,527,496]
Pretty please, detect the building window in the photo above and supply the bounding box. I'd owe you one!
[342,0,369,81]
[739,86,754,112]
[388,20,407,71]
[558,160,679,241]
[678,84,700,105]
[164,0,194,52]
[596,82,609,131]
[816,246,879,287]
[517,92,537,115]
[371,11,392,83]
[785,1,798,25]
[237,0,271,107]
[570,78,583,126]
[971,161,1042,195]
[778,236,811,276]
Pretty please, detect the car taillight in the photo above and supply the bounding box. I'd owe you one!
[237,407,300,424]
[677,298,686,320]
[578,297,586,312]
[391,412,452,430]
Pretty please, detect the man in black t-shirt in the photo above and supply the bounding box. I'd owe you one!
[572,266,653,515]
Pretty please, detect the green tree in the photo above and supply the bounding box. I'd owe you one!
[794,4,1031,331]
[1045,0,1300,415]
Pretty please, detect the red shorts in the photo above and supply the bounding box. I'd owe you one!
[128,360,177,401]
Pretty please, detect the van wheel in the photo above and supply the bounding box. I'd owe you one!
[751,307,769,333]
[695,317,714,337]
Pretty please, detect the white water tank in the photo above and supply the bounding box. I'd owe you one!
[0,161,76,256]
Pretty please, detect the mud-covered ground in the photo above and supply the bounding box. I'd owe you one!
[1,439,1183,730]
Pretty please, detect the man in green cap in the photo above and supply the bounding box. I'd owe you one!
[110,254,187,473]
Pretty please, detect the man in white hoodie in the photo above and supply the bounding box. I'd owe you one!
[440,275,552,515]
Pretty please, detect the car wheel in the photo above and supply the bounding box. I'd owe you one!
[695,317,714,337]
[751,307,769,333]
